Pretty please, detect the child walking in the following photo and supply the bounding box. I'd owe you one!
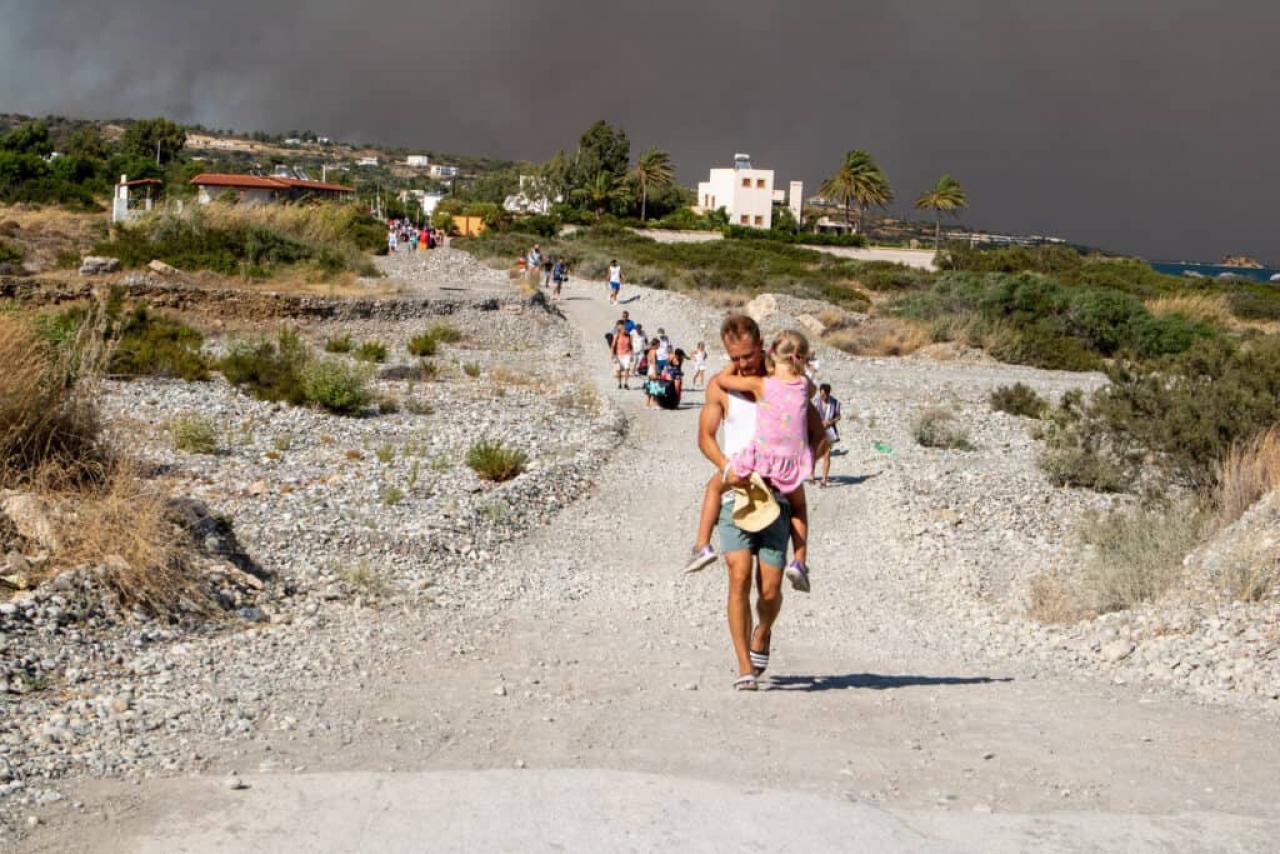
[683,330,815,592]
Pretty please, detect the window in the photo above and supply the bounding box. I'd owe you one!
[756,179,765,189]
[739,215,749,224]
[742,177,751,188]
[754,215,763,226]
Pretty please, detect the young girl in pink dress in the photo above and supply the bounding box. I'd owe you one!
[684,330,814,592]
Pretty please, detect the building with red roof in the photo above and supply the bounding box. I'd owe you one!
[190,173,354,206]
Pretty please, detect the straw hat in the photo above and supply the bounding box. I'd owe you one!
[732,472,781,533]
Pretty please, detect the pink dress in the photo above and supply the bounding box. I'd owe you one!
[731,377,813,493]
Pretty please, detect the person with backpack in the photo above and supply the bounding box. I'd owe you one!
[610,320,633,390]
[551,256,567,300]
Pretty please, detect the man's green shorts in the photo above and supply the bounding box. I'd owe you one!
[716,494,792,569]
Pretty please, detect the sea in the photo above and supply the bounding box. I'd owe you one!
[1150,261,1280,284]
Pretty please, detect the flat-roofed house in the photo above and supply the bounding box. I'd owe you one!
[695,153,775,229]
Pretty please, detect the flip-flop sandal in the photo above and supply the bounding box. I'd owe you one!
[733,674,758,691]
[749,627,770,677]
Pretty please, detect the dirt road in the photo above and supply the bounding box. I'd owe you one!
[20,275,1280,852]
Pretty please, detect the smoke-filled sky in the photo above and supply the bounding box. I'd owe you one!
[2,1,1277,262]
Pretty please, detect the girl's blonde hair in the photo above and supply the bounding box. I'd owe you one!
[768,329,812,372]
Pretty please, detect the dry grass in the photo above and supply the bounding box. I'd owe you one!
[489,366,542,389]
[60,459,209,614]
[0,312,107,488]
[822,317,929,357]
[247,270,405,299]
[1214,426,1280,529]
[1078,501,1208,615]
[0,204,105,272]
[1027,572,1083,624]
[697,290,752,310]
[0,306,215,614]
[1146,293,1235,328]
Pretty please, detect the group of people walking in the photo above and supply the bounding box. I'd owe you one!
[387,218,445,253]
[605,310,709,410]
[518,244,570,300]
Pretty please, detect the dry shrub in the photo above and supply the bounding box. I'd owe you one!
[1027,572,1083,624]
[1214,426,1280,529]
[0,313,106,487]
[1146,293,1234,329]
[911,405,974,450]
[490,366,541,389]
[699,290,751,310]
[60,460,209,615]
[823,318,929,357]
[1078,501,1207,614]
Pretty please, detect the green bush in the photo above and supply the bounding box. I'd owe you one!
[722,224,867,247]
[517,214,558,237]
[169,413,219,454]
[891,272,1214,370]
[0,239,22,266]
[354,341,387,363]
[1046,337,1280,491]
[1038,446,1128,493]
[300,358,372,415]
[427,323,463,344]
[324,335,352,353]
[218,328,310,406]
[109,303,210,381]
[851,261,934,292]
[462,361,481,378]
[407,333,438,357]
[990,383,1048,418]
[465,438,528,482]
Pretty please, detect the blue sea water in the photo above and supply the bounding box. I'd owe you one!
[1151,262,1280,283]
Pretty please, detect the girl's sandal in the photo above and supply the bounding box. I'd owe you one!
[733,674,759,691]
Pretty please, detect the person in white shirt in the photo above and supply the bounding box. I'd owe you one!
[814,383,841,488]
[607,260,622,305]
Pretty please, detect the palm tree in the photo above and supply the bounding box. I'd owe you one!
[914,174,968,249]
[630,147,674,222]
[818,149,893,233]
[573,171,629,220]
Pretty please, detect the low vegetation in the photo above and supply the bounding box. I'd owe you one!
[323,335,352,353]
[93,204,383,279]
[465,438,528,482]
[169,413,219,454]
[0,307,212,614]
[407,333,438,357]
[218,327,372,415]
[911,406,974,451]
[458,225,874,311]
[354,341,387,363]
[989,383,1048,418]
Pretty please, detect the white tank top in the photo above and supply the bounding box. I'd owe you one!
[722,390,757,504]
[723,390,756,458]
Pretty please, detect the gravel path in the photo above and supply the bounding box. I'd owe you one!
[10,250,1280,851]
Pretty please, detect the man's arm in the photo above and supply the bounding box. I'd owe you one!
[698,379,730,472]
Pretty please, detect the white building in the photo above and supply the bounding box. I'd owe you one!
[405,155,430,167]
[695,153,775,229]
[398,189,447,217]
[503,175,560,215]
[356,156,379,167]
[429,164,459,179]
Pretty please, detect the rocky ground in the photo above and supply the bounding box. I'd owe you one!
[3,246,1279,850]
